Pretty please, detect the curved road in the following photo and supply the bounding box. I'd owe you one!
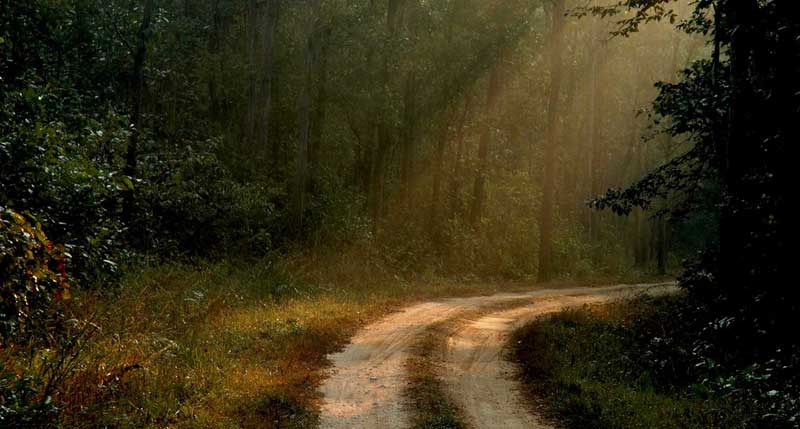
[317,283,675,429]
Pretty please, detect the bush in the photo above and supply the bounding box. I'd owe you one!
[0,367,59,427]
[1,208,83,427]
[0,208,70,345]
[513,294,800,428]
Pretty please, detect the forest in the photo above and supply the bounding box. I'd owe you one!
[1,0,797,427]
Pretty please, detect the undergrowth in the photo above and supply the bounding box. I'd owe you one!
[1,246,546,428]
[513,294,799,428]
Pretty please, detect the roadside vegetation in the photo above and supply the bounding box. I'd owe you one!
[513,294,799,429]
[2,246,558,428]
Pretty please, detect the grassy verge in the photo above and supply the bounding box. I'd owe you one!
[511,294,761,429]
[0,240,675,428]
[404,298,543,429]
[19,247,544,428]
[405,322,466,429]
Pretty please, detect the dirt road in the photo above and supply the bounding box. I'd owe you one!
[317,283,675,429]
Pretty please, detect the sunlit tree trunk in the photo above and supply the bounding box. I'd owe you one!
[469,67,500,226]
[537,0,565,282]
[431,108,451,234]
[400,71,417,206]
[449,94,471,221]
[587,23,600,242]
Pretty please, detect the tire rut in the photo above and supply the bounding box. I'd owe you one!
[317,283,675,429]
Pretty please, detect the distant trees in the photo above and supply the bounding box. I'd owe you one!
[123,0,155,226]
[0,0,698,285]
[537,0,565,282]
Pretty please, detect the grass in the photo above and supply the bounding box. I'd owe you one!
[20,246,550,428]
[403,297,547,429]
[0,241,676,428]
[511,295,756,429]
[405,322,466,429]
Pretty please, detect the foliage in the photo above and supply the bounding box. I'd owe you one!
[592,60,721,220]
[0,368,59,428]
[589,0,798,370]
[0,209,70,345]
[513,295,800,428]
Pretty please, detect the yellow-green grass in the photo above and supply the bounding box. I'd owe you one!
[1,242,672,428]
[12,247,543,428]
[405,321,466,429]
[512,297,752,429]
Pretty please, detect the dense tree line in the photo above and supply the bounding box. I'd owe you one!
[7,0,789,424]
[2,0,690,283]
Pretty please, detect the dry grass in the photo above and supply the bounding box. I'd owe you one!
[29,246,544,428]
[1,242,672,427]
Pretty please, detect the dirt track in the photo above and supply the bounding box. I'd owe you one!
[317,283,675,429]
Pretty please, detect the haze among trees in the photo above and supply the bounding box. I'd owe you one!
[1,0,797,427]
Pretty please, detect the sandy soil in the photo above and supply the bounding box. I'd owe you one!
[317,283,675,429]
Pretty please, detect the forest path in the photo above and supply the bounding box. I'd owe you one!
[317,282,676,429]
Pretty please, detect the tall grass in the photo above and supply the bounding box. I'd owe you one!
[512,296,761,429]
[7,247,545,427]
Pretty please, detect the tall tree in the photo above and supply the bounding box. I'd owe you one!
[469,66,500,225]
[246,0,258,145]
[537,0,565,282]
[294,0,320,232]
[123,0,155,224]
[430,106,451,233]
[309,25,329,168]
[449,93,472,220]
[260,0,281,155]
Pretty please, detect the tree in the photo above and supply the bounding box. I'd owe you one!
[294,0,321,232]
[537,0,565,282]
[123,0,155,225]
[469,66,501,225]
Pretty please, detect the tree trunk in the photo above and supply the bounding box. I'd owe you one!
[246,0,258,146]
[469,67,500,225]
[400,71,417,206]
[368,0,403,232]
[260,0,280,157]
[207,0,222,118]
[537,0,565,282]
[431,109,451,234]
[586,18,599,240]
[369,125,389,235]
[720,0,758,294]
[449,94,471,220]
[773,0,799,305]
[294,0,320,233]
[123,0,155,225]
[656,218,667,275]
[309,26,329,169]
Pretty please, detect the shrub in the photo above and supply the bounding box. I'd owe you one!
[0,208,70,345]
